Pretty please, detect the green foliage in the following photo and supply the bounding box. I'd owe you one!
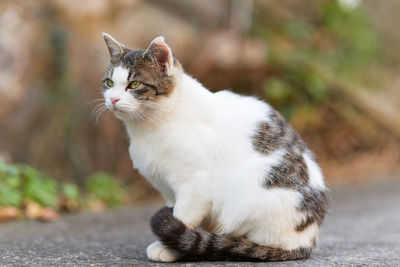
[86,172,127,207]
[62,183,80,201]
[0,160,62,209]
[1,159,127,214]
[252,0,379,120]
[0,159,23,207]
[19,166,59,209]
[321,0,378,71]
[0,186,22,207]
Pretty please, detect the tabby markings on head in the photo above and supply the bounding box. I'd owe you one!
[102,33,177,102]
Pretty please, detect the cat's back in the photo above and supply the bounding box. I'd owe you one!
[206,90,328,246]
[211,90,272,132]
[212,89,326,191]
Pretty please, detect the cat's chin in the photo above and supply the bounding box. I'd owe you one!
[113,109,138,122]
[115,111,129,119]
[111,108,128,119]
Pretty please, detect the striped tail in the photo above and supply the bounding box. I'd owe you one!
[150,207,312,262]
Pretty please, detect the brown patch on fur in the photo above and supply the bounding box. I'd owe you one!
[265,152,309,188]
[252,110,306,155]
[122,50,175,99]
[265,156,329,231]
[151,207,312,262]
[311,237,317,247]
[298,188,329,227]
[254,110,310,191]
[295,216,315,232]
[252,109,329,232]
[266,160,329,230]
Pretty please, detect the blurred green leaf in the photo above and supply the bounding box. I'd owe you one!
[21,166,58,209]
[252,0,379,116]
[0,185,23,207]
[0,160,23,207]
[304,72,328,102]
[321,0,378,67]
[285,21,314,40]
[5,175,21,188]
[264,78,292,102]
[86,172,126,207]
[1,160,128,218]
[0,161,20,179]
[62,183,79,201]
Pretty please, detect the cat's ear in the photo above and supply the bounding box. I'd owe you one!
[103,32,126,63]
[145,36,173,76]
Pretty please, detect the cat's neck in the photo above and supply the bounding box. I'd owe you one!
[124,71,212,136]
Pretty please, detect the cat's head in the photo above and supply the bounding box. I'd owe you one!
[101,33,181,122]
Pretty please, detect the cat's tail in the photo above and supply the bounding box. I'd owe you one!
[150,207,312,262]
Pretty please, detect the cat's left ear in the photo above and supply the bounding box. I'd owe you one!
[145,36,174,76]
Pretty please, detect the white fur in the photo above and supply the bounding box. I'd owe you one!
[112,66,129,84]
[304,152,326,190]
[103,65,142,120]
[104,66,129,109]
[103,62,326,256]
[147,241,178,262]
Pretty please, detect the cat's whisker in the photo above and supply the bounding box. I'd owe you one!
[92,102,105,111]
[90,104,108,122]
[84,98,105,106]
[90,104,105,118]
[134,114,143,127]
[95,106,108,123]
[137,109,154,123]
[91,107,104,121]
[132,110,146,127]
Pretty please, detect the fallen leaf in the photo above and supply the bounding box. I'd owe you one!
[0,207,20,222]
[25,200,42,219]
[39,207,59,221]
[88,200,106,213]
[58,196,79,212]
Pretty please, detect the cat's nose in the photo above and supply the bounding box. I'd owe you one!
[111,97,120,105]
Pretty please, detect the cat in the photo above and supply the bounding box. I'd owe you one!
[101,33,329,262]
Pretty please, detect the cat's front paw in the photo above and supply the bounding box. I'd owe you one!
[146,241,179,262]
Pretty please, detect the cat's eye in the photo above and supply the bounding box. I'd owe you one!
[127,81,141,90]
[104,79,114,88]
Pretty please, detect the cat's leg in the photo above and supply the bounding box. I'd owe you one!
[147,175,210,262]
[146,188,177,262]
[146,241,178,262]
[159,190,175,208]
[173,183,212,229]
[146,196,210,262]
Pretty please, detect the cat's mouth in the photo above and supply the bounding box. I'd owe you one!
[109,105,121,112]
[108,105,124,115]
[112,108,128,120]
[113,107,125,114]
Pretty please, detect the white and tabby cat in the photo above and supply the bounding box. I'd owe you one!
[101,33,329,262]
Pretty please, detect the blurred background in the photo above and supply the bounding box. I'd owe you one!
[0,0,399,219]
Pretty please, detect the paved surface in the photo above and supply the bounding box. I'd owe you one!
[1,178,400,267]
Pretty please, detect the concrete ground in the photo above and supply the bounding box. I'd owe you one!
[0,177,399,267]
